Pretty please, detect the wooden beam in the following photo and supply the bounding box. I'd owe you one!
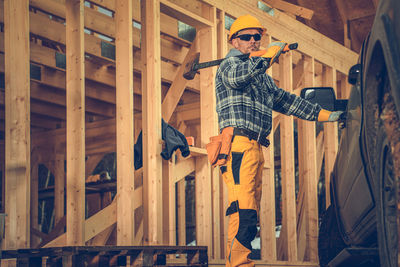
[217,10,228,259]
[322,66,338,208]
[279,51,297,261]
[44,199,117,247]
[195,6,219,258]
[260,136,277,260]
[115,0,135,246]
[4,0,31,250]
[174,157,196,183]
[298,56,318,262]
[0,12,200,93]
[202,0,358,73]
[65,0,85,246]
[160,0,213,28]
[141,0,163,245]
[30,151,40,247]
[53,154,65,225]
[177,178,186,245]
[334,0,351,48]
[261,0,314,20]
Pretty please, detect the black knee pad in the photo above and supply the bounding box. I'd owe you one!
[236,209,258,250]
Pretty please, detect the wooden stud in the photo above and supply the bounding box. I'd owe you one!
[54,154,65,225]
[30,151,40,247]
[298,56,318,262]
[260,35,277,261]
[177,178,186,245]
[216,9,228,259]
[195,6,218,258]
[141,0,163,245]
[65,0,85,246]
[4,0,31,250]
[322,66,339,208]
[115,0,135,246]
[279,51,297,261]
[261,135,277,260]
[168,154,176,245]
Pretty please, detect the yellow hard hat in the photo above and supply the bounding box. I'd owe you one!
[228,14,266,41]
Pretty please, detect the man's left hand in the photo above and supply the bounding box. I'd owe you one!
[328,111,346,122]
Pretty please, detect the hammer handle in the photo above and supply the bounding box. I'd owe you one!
[194,53,250,71]
[193,43,297,71]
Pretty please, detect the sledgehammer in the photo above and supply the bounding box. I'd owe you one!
[183,43,298,80]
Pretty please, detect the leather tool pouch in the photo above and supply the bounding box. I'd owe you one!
[206,127,233,167]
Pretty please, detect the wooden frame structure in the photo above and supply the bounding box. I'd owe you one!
[0,0,357,266]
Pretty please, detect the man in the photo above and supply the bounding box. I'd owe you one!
[215,14,342,267]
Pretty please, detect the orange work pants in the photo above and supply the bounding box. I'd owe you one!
[221,135,264,267]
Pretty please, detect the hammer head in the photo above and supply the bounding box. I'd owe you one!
[183,52,200,80]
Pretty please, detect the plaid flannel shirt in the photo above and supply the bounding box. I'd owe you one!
[215,48,321,136]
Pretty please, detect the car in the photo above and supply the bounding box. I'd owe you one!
[300,0,400,265]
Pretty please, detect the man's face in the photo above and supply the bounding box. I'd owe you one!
[231,28,261,54]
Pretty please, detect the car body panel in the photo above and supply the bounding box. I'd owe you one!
[330,0,400,248]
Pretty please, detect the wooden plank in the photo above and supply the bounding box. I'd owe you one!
[195,7,218,257]
[30,151,40,247]
[168,155,177,245]
[174,157,196,183]
[0,13,200,93]
[54,154,65,225]
[322,66,338,207]
[261,0,314,20]
[177,179,186,245]
[216,10,228,259]
[27,0,192,66]
[141,0,163,245]
[115,0,135,246]
[261,136,277,260]
[202,0,358,74]
[298,56,318,261]
[4,0,31,250]
[278,52,297,261]
[65,0,85,246]
[44,199,117,247]
[160,0,213,28]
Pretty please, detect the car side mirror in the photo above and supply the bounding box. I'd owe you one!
[348,64,361,85]
[300,87,347,111]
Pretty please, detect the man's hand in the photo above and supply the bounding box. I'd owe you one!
[318,109,347,122]
[328,111,346,122]
[250,41,287,63]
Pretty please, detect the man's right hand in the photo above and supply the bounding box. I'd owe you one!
[250,41,287,63]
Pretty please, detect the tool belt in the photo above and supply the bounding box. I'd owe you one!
[206,127,233,167]
[206,127,270,167]
[233,128,270,147]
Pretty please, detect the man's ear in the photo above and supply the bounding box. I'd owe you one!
[231,38,238,49]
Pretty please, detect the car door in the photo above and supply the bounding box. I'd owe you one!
[332,44,376,244]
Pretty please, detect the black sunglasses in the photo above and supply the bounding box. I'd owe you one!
[235,33,262,41]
